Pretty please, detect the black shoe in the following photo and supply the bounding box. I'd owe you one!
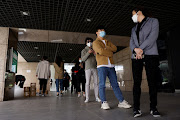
[39,93,42,96]
[150,109,161,117]
[133,110,142,118]
[60,93,63,97]
[56,94,59,97]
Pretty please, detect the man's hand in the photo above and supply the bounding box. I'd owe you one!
[136,53,143,60]
[88,49,94,54]
[134,48,143,60]
[134,48,143,54]
[93,50,96,55]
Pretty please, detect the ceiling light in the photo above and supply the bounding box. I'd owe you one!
[86,18,92,22]
[37,55,40,57]
[19,28,26,32]
[34,47,38,49]
[63,60,65,62]
[18,32,24,35]
[51,39,63,43]
[69,49,72,51]
[21,11,30,16]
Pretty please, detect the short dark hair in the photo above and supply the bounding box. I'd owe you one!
[133,6,153,17]
[85,37,93,44]
[43,56,48,60]
[96,25,105,32]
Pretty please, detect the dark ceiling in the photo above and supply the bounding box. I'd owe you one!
[1,0,180,63]
[1,0,180,36]
[17,41,125,63]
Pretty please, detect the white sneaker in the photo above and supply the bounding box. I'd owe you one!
[84,99,89,103]
[41,94,45,97]
[96,98,101,102]
[101,101,110,110]
[78,93,81,97]
[118,100,131,109]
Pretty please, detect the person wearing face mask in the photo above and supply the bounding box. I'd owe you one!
[81,37,101,103]
[93,25,131,110]
[130,7,160,118]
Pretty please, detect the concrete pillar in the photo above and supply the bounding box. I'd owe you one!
[0,27,9,101]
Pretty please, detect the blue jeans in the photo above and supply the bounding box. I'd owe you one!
[56,79,64,92]
[97,67,124,102]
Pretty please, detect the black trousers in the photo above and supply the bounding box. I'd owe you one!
[71,78,77,93]
[39,79,47,94]
[132,55,159,111]
[63,79,69,91]
[77,78,85,92]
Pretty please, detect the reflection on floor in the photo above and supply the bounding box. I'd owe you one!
[1,89,180,120]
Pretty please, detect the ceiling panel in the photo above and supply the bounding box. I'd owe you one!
[0,0,180,36]
[17,41,125,63]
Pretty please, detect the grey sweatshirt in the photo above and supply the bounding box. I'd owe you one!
[81,46,97,70]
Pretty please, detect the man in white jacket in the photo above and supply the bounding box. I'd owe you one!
[36,56,51,96]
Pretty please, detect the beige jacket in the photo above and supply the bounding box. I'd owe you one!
[53,62,64,79]
[92,38,117,66]
[36,60,51,79]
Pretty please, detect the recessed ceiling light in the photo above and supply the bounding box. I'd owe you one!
[69,49,72,51]
[18,32,24,35]
[19,28,26,32]
[86,18,92,22]
[37,55,40,57]
[51,39,63,43]
[34,47,38,49]
[20,11,30,16]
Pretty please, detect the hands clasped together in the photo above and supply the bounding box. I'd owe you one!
[134,48,143,60]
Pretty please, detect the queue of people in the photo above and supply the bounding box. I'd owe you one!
[35,6,161,118]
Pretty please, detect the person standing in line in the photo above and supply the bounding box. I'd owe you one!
[93,25,131,110]
[36,56,51,97]
[53,56,64,97]
[76,58,86,97]
[130,7,161,117]
[63,69,70,92]
[71,62,79,94]
[81,37,101,103]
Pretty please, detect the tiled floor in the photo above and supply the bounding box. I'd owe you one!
[0,89,180,120]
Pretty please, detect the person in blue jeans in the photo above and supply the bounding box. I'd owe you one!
[93,25,131,110]
[56,79,64,96]
[53,56,64,97]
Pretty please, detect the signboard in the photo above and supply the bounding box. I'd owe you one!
[9,47,18,73]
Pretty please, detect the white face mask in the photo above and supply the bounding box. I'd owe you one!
[79,60,82,63]
[132,14,138,23]
[87,42,92,47]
